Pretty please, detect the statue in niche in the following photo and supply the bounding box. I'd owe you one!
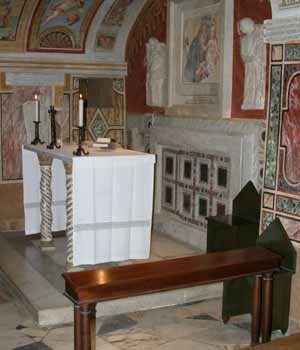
[239,17,266,110]
[145,37,167,107]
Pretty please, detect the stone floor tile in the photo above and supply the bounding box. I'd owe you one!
[103,328,164,349]
[158,339,219,350]
[20,327,49,339]
[190,323,251,348]
[13,341,51,350]
[153,321,209,341]
[98,314,138,335]
[96,338,123,350]
[43,325,73,343]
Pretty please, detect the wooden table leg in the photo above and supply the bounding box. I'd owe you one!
[80,304,96,350]
[74,305,81,350]
[261,272,273,343]
[251,274,262,345]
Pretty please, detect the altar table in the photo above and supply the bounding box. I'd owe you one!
[22,144,155,267]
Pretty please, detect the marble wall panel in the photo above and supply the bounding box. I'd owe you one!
[0,86,70,181]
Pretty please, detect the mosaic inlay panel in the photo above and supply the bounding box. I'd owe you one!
[277,196,300,216]
[286,44,300,61]
[89,109,108,139]
[264,65,282,189]
[162,148,230,229]
[262,46,300,242]
[261,210,274,231]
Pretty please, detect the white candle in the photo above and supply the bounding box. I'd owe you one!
[34,94,40,122]
[79,94,84,127]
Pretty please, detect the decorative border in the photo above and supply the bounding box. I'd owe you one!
[285,43,300,61]
[264,65,282,189]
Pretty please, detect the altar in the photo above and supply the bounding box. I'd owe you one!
[22,144,155,267]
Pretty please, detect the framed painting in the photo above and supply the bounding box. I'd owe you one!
[167,0,225,117]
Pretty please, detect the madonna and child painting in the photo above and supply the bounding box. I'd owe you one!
[183,14,220,84]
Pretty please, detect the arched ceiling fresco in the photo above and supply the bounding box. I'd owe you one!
[0,0,138,58]
[28,0,104,52]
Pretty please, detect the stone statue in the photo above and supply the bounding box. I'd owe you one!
[239,18,266,110]
[145,38,167,107]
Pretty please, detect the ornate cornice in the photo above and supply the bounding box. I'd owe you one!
[0,59,127,77]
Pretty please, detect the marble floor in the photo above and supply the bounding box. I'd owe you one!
[0,232,299,349]
[0,281,300,350]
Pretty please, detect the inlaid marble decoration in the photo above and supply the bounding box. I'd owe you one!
[0,0,26,41]
[261,45,300,242]
[28,0,103,52]
[272,45,283,62]
[283,65,300,108]
[277,196,300,216]
[162,148,230,229]
[281,74,300,184]
[1,87,71,181]
[286,43,300,61]
[1,86,51,181]
[264,65,282,189]
[263,193,275,209]
[261,211,274,231]
[277,215,300,241]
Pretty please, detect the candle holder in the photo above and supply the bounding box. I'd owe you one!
[47,105,61,149]
[73,126,89,156]
[31,121,45,145]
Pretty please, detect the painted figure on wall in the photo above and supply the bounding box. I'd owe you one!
[184,15,219,83]
[146,37,167,107]
[0,0,25,40]
[43,0,85,26]
[239,17,266,110]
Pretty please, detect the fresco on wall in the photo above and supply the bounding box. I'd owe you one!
[0,0,26,41]
[95,0,133,51]
[28,0,103,52]
[183,14,220,83]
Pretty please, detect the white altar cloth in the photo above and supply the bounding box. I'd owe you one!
[22,145,155,265]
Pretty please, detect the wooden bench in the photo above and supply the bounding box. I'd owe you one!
[63,247,281,350]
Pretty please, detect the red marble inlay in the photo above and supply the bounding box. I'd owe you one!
[281,74,300,184]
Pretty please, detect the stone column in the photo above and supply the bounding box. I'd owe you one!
[64,161,74,269]
[38,154,55,251]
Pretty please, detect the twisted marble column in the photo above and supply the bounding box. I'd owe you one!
[38,154,55,251]
[64,161,74,269]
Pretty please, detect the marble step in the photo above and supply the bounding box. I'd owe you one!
[0,234,222,327]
